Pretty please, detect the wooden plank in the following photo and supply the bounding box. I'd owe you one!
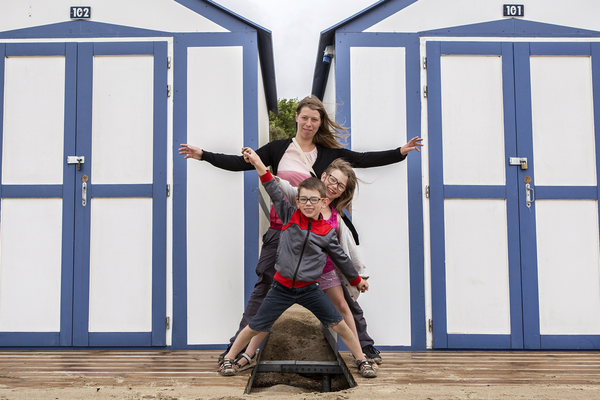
[1,350,600,389]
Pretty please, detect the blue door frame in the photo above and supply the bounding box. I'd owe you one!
[429,40,600,350]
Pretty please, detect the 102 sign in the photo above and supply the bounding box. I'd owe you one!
[70,6,91,19]
[503,4,524,17]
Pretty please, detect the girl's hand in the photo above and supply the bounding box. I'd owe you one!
[357,278,369,293]
[400,136,424,155]
[242,147,268,175]
[178,144,203,160]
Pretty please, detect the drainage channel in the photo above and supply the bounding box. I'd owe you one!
[244,326,356,394]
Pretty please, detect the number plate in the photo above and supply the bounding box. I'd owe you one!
[503,4,524,17]
[70,6,91,19]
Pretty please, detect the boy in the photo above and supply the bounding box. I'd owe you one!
[218,148,377,378]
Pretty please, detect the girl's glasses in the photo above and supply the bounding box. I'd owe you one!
[326,174,346,191]
[297,196,325,204]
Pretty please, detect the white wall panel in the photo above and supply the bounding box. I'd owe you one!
[536,200,600,334]
[89,198,153,332]
[0,199,63,331]
[444,199,511,334]
[530,56,597,186]
[92,55,154,185]
[2,56,64,185]
[350,46,411,346]
[0,0,228,35]
[187,46,244,344]
[441,55,505,186]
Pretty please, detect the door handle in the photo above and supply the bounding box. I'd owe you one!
[526,183,534,208]
[81,175,88,206]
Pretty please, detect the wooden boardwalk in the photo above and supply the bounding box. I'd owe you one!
[0,350,599,390]
[342,351,600,387]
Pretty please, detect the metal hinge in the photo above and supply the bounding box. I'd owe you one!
[428,319,433,332]
[166,184,171,197]
[167,85,172,98]
[422,56,427,69]
[423,85,427,98]
[167,56,172,69]
[425,185,430,198]
[166,316,171,330]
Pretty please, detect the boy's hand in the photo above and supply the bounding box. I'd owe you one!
[242,147,267,175]
[357,278,369,293]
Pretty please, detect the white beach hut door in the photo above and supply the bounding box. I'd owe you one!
[0,43,78,346]
[428,41,600,350]
[72,42,167,347]
[0,42,167,347]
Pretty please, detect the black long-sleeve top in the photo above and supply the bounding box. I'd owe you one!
[201,138,406,176]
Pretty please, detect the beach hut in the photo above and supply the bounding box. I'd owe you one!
[312,0,600,350]
[0,0,276,348]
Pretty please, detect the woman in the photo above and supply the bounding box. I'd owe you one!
[179,95,422,365]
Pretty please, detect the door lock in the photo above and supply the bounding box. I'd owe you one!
[509,157,528,170]
[67,156,85,171]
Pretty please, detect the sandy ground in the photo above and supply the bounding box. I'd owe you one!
[1,306,599,399]
[2,382,599,399]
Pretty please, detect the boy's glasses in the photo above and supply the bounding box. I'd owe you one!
[297,196,325,204]
[326,174,346,191]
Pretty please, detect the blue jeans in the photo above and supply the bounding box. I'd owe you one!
[249,281,344,332]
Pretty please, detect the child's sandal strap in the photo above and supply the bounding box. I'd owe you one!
[356,359,377,378]
[218,358,236,376]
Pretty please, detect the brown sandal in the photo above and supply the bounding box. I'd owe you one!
[233,351,257,371]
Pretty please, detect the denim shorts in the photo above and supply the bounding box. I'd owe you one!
[248,281,344,332]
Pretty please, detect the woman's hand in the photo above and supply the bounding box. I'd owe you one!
[400,136,424,155]
[178,144,203,160]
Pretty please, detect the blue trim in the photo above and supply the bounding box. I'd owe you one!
[541,335,600,350]
[0,21,171,39]
[534,186,598,200]
[60,42,78,346]
[0,333,60,347]
[0,185,63,198]
[514,42,541,350]
[89,332,152,347]
[93,42,154,55]
[335,32,426,350]
[427,41,447,349]
[6,42,66,56]
[151,41,168,347]
[448,334,512,349]
[428,41,524,349]
[443,185,506,199]
[171,31,260,349]
[90,184,154,198]
[423,19,600,38]
[72,42,94,347]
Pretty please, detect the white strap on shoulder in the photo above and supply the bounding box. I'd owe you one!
[292,137,317,177]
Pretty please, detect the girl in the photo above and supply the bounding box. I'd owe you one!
[231,156,367,371]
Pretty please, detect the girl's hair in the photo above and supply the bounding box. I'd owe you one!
[325,158,358,215]
[296,95,347,149]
